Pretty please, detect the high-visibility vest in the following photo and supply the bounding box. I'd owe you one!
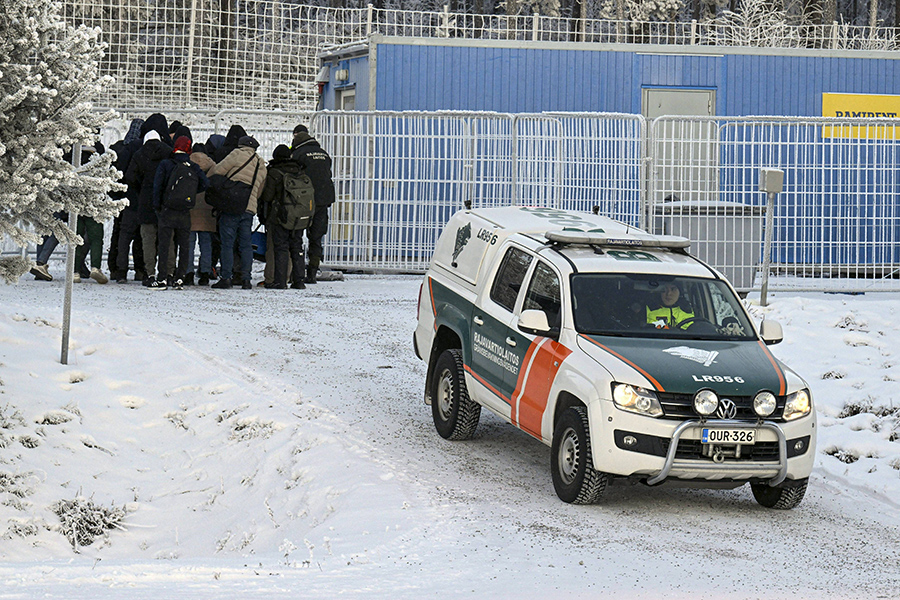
[646,305,694,329]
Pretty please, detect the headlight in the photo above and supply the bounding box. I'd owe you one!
[753,391,777,417]
[612,383,663,418]
[783,389,811,421]
[693,389,719,416]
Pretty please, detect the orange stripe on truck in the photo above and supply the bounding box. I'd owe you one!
[757,340,787,396]
[512,338,573,439]
[579,334,665,392]
[464,364,511,406]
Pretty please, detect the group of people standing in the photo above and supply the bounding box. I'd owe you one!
[29,114,335,291]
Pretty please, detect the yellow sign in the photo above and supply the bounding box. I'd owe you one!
[822,93,900,139]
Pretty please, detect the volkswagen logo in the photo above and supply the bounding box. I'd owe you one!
[716,398,737,419]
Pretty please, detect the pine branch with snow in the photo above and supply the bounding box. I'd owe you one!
[0,0,125,281]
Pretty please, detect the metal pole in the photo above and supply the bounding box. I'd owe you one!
[61,144,81,365]
[759,190,776,307]
[186,0,198,106]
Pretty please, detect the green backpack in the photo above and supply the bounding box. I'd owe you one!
[277,168,316,230]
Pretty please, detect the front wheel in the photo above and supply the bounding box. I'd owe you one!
[550,406,608,504]
[430,349,481,440]
[750,478,808,509]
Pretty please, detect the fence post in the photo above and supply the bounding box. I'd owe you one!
[690,19,697,45]
[511,115,518,206]
[61,145,81,365]
[533,12,539,41]
[831,21,838,50]
[758,168,784,307]
[186,0,198,106]
[366,3,373,37]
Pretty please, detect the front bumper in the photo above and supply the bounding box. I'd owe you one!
[646,419,787,486]
[590,402,816,486]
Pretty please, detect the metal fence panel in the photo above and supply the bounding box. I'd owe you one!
[7,110,900,294]
[649,116,900,292]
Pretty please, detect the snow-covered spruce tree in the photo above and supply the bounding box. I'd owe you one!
[0,0,125,283]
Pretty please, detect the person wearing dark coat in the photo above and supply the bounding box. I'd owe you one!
[108,118,146,282]
[140,113,172,148]
[290,124,335,284]
[214,124,247,163]
[124,130,175,285]
[169,121,193,144]
[258,145,306,289]
[149,136,209,290]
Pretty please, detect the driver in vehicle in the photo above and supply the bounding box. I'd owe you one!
[646,282,694,329]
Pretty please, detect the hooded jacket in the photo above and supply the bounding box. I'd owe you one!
[208,145,267,216]
[109,118,145,205]
[139,113,172,148]
[214,125,247,163]
[125,138,174,224]
[290,132,335,208]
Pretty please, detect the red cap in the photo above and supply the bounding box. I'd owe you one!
[174,136,192,153]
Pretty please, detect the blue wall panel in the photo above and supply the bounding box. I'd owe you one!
[367,43,900,116]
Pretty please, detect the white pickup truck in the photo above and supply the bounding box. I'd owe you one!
[414,206,815,508]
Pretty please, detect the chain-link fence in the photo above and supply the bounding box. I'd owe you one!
[61,0,900,112]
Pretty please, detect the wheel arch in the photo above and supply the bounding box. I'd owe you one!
[425,325,464,404]
[553,391,588,431]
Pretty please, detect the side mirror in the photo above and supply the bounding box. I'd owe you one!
[518,309,557,337]
[760,320,783,345]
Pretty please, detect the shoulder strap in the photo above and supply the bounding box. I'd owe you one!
[248,157,260,189]
[224,152,257,180]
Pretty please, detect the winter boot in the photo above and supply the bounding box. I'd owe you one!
[211,278,232,289]
[304,265,317,285]
[30,263,52,281]
[183,271,195,286]
[90,268,109,284]
[197,272,210,286]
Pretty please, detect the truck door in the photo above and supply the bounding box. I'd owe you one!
[507,260,571,440]
[470,245,533,415]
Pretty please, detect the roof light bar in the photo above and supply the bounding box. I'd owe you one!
[544,230,690,250]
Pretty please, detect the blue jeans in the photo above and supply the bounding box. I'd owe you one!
[191,231,213,274]
[36,235,59,264]
[218,212,253,281]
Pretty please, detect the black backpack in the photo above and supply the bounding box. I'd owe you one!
[277,169,316,230]
[163,160,199,211]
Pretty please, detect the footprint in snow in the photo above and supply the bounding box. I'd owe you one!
[119,396,146,409]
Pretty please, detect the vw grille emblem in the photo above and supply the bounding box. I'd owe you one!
[716,398,737,419]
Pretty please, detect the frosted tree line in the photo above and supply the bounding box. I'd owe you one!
[0,0,123,282]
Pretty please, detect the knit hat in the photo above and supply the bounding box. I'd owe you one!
[191,142,206,154]
[174,136,192,153]
[293,124,308,134]
[143,130,161,143]
[238,135,259,149]
[272,144,291,160]
[169,120,183,134]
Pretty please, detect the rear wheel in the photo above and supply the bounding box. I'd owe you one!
[431,349,481,440]
[551,406,608,504]
[751,478,808,509]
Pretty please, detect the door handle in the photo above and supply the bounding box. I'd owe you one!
[506,337,516,347]
[474,316,484,326]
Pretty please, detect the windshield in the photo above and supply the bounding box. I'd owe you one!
[571,273,756,340]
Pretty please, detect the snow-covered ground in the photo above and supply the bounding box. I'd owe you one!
[1,265,899,599]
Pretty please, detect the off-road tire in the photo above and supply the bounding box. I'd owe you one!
[551,406,608,504]
[751,478,808,509]
[431,349,481,440]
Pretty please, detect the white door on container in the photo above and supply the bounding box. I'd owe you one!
[643,88,717,206]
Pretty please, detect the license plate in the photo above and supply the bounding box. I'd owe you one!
[701,428,756,445]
